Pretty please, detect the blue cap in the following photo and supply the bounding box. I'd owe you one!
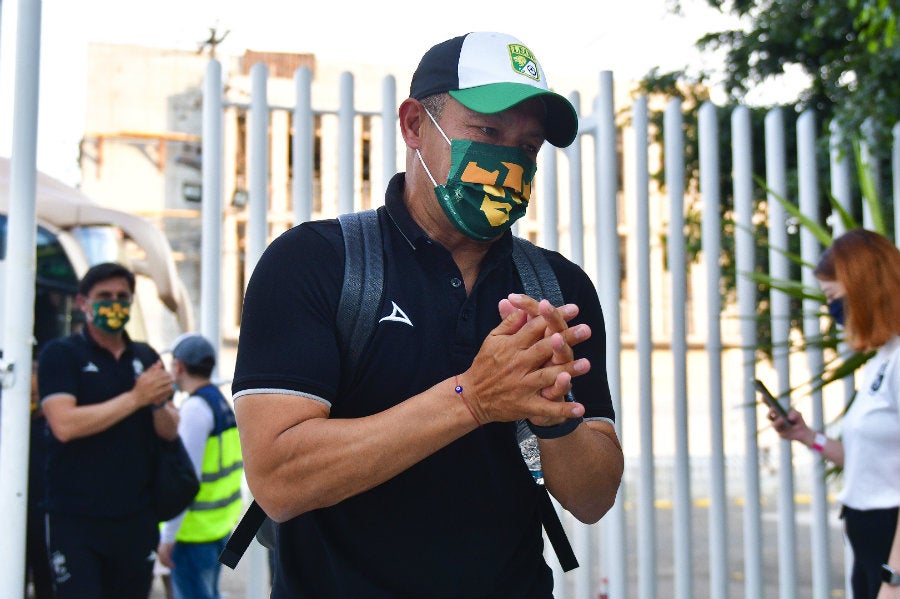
[170,333,216,369]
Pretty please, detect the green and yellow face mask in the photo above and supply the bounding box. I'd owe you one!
[91,299,131,332]
[417,110,537,241]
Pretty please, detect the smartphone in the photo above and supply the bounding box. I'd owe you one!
[754,379,792,424]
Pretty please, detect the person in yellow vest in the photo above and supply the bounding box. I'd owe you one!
[157,334,243,599]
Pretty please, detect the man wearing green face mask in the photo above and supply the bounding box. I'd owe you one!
[234,32,623,598]
[38,262,178,599]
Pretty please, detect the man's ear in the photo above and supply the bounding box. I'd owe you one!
[75,294,89,313]
[399,98,425,149]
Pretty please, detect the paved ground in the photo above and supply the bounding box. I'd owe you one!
[145,497,847,599]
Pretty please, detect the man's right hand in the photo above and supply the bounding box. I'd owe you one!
[460,300,590,426]
[43,360,176,443]
[133,361,175,408]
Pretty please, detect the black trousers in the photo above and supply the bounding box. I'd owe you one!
[843,505,899,599]
[26,504,54,599]
[46,510,158,599]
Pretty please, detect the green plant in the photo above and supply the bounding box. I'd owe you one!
[746,139,887,428]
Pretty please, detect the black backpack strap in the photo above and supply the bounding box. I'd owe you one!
[512,236,564,307]
[221,227,579,572]
[336,209,384,375]
[220,210,386,570]
[511,236,579,572]
[219,500,268,569]
[539,481,580,572]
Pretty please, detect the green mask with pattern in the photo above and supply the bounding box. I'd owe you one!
[91,299,131,332]
[417,109,537,241]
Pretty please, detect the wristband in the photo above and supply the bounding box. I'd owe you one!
[811,432,827,452]
[152,398,172,411]
[528,417,583,439]
[527,392,582,439]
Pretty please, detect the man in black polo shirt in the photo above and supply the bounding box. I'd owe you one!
[38,262,177,599]
[233,31,624,598]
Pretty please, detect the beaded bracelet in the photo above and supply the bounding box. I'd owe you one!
[454,376,482,427]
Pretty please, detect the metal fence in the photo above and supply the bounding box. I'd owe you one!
[200,60,900,599]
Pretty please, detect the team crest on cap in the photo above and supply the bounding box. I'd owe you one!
[507,44,540,82]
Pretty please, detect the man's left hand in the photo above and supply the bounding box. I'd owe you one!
[498,294,591,425]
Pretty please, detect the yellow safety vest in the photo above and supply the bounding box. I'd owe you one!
[176,386,243,543]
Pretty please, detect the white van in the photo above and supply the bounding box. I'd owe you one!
[0,157,193,353]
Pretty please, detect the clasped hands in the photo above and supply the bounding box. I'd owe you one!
[133,361,175,408]
[460,293,591,427]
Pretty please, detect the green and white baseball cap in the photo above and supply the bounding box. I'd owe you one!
[410,32,578,148]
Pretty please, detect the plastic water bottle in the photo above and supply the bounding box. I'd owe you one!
[516,420,543,484]
[597,576,609,599]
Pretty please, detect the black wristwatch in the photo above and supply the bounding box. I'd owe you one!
[882,564,900,585]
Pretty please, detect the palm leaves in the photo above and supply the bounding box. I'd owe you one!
[747,141,885,412]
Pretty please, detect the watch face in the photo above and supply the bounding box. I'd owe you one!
[883,564,900,585]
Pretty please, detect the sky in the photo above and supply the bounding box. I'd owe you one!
[0,0,801,187]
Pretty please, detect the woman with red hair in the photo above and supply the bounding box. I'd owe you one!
[772,229,900,599]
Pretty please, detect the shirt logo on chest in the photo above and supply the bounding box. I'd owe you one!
[379,301,414,327]
[82,362,100,373]
[870,361,888,393]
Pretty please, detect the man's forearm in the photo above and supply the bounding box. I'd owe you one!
[238,381,488,522]
[43,390,145,442]
[539,419,623,523]
[153,402,180,440]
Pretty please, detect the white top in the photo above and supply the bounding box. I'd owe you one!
[160,394,214,544]
[838,335,900,510]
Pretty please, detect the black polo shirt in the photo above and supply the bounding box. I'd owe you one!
[233,173,614,598]
[38,330,161,518]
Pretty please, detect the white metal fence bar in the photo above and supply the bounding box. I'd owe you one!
[860,119,878,230]
[247,63,269,286]
[200,60,224,363]
[828,121,858,596]
[765,107,800,598]
[566,91,585,267]
[700,101,729,599]
[895,123,900,245]
[337,72,354,215]
[733,105,766,599]
[0,0,42,595]
[633,94,658,599]
[797,108,832,599]
[381,76,397,198]
[665,97,693,599]
[292,66,314,225]
[595,70,628,599]
[829,122,852,239]
[541,142,559,251]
